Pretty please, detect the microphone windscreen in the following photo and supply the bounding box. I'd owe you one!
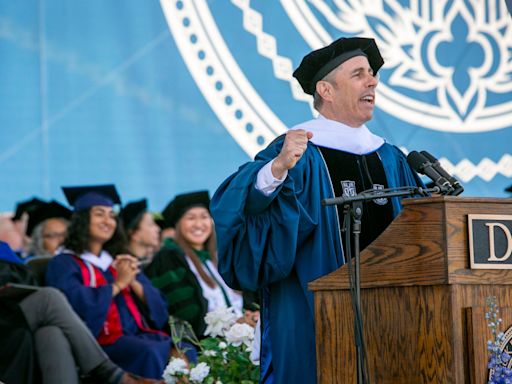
[420,151,437,163]
[406,151,428,173]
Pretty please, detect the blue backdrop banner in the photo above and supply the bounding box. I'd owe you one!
[1,0,511,212]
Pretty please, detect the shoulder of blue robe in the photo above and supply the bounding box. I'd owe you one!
[0,241,23,264]
[211,139,344,292]
[134,272,169,329]
[378,144,425,215]
[45,253,113,336]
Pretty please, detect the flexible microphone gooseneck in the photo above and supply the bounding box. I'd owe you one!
[406,151,454,195]
[420,150,464,196]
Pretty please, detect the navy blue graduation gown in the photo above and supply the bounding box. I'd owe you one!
[210,139,422,384]
[45,253,171,379]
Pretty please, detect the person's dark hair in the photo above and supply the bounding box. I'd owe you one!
[121,212,144,240]
[64,209,126,256]
[118,214,145,258]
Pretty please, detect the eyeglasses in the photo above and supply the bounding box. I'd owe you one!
[43,232,67,240]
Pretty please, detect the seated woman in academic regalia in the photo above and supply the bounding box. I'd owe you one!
[45,184,180,380]
[144,191,259,338]
[119,199,161,267]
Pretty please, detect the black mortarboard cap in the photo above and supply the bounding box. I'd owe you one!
[26,200,72,236]
[161,190,210,228]
[13,197,46,221]
[152,212,166,230]
[505,184,512,194]
[119,199,147,230]
[154,217,166,230]
[293,37,384,95]
[62,184,121,211]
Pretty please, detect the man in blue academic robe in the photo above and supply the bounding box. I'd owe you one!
[210,37,424,384]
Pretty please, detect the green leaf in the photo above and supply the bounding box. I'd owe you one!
[200,338,219,349]
[234,354,251,365]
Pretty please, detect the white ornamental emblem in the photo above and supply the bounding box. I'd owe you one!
[161,0,512,185]
[281,0,512,133]
[372,184,388,206]
[341,180,357,197]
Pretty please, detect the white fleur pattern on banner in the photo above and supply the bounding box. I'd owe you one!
[285,0,512,132]
[162,0,512,182]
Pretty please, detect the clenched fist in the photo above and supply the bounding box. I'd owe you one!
[113,254,140,289]
[271,129,313,179]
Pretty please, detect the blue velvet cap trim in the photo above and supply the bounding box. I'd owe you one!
[74,191,114,211]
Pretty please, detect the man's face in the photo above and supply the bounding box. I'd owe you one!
[326,55,378,127]
[0,217,23,251]
[42,218,68,254]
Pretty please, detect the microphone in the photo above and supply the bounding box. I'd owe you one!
[407,151,454,195]
[420,151,464,196]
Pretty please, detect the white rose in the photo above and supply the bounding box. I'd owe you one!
[163,357,189,381]
[189,362,210,383]
[218,341,227,349]
[203,349,217,357]
[204,307,238,337]
[224,323,254,348]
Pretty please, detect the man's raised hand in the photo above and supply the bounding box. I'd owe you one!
[271,129,313,179]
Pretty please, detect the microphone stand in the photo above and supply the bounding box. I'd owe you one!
[322,185,436,384]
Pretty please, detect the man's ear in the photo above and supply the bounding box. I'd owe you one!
[316,80,332,102]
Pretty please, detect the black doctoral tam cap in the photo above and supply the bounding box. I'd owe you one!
[13,197,46,221]
[161,190,210,228]
[293,37,384,95]
[119,199,148,230]
[62,184,121,211]
[26,200,72,236]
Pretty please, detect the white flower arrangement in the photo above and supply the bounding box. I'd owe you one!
[162,358,189,384]
[224,323,254,349]
[189,362,210,383]
[203,306,239,337]
[164,307,260,384]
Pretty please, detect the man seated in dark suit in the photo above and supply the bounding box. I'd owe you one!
[0,241,164,384]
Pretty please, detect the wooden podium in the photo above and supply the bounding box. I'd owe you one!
[309,196,512,384]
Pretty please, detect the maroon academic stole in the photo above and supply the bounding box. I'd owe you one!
[74,256,166,345]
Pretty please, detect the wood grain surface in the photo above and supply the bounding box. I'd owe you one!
[310,197,512,383]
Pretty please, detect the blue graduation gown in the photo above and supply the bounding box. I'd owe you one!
[45,253,171,379]
[210,139,422,384]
